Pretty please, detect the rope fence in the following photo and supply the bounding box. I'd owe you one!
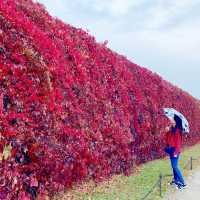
[141,156,198,200]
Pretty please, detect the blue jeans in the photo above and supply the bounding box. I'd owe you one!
[170,155,185,185]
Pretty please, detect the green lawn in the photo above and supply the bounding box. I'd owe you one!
[54,143,200,200]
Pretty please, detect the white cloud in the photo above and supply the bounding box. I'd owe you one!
[142,19,200,60]
[82,0,145,16]
[145,0,200,29]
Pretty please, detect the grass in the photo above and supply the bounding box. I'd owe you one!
[53,143,200,200]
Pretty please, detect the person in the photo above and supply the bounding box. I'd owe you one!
[165,115,187,189]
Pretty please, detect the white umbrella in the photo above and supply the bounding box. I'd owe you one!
[163,108,189,134]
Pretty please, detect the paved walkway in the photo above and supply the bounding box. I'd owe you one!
[165,168,200,200]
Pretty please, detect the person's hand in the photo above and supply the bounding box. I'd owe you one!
[165,126,170,132]
[173,153,178,158]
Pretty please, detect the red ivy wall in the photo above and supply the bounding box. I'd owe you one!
[0,0,200,199]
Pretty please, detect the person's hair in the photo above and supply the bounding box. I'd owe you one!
[174,115,183,132]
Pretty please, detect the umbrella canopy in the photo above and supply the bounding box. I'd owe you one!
[163,108,189,134]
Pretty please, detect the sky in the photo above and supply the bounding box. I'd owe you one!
[37,0,200,99]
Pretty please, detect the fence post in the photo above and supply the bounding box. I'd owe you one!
[190,157,193,170]
[159,174,163,197]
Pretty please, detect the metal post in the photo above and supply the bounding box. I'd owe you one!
[190,157,193,170]
[159,174,163,197]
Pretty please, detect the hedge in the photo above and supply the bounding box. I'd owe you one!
[0,0,200,199]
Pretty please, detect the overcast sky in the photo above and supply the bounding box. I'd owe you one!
[37,0,200,99]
